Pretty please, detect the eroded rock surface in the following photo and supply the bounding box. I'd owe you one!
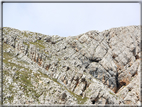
[1,26,141,106]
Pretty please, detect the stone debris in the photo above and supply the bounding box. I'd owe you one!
[1,25,141,106]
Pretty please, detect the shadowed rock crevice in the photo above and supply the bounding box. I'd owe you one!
[89,57,101,63]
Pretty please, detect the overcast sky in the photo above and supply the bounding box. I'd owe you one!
[3,3,140,37]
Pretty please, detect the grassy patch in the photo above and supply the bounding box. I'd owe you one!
[38,70,89,104]
[3,27,11,34]
[58,58,61,61]
[17,59,29,65]
[3,43,15,63]
[23,42,30,48]
[30,40,45,50]
[3,84,15,103]
[85,89,92,94]
[66,88,89,104]
[45,51,49,55]
[109,91,115,95]
[3,51,40,101]
[3,42,12,50]
[7,95,14,103]
[21,74,31,86]
[14,70,40,102]
[3,51,29,71]
[5,61,28,71]
[3,51,15,66]
[23,32,28,37]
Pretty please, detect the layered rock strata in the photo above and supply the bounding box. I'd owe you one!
[1,26,141,105]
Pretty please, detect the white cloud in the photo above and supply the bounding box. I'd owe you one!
[3,3,140,37]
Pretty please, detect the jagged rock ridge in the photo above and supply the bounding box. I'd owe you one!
[1,25,141,105]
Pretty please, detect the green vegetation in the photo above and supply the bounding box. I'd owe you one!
[3,46,40,103]
[30,40,45,50]
[13,69,40,102]
[85,89,92,94]
[8,84,15,92]
[66,88,89,104]
[3,52,13,62]
[21,74,31,86]
[3,42,88,104]
[3,42,12,50]
[3,27,11,35]
[3,52,29,71]
[17,59,29,65]
[7,95,14,103]
[53,90,57,94]
[38,70,89,104]
[45,51,49,55]
[3,80,15,103]
[109,91,115,95]
[4,60,29,72]
[23,42,30,48]
[58,58,61,61]
[23,32,28,37]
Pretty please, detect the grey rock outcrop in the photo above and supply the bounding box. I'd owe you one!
[1,25,141,106]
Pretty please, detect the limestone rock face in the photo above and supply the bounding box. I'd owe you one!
[1,26,141,106]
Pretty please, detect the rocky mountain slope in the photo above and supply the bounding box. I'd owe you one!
[1,25,141,106]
